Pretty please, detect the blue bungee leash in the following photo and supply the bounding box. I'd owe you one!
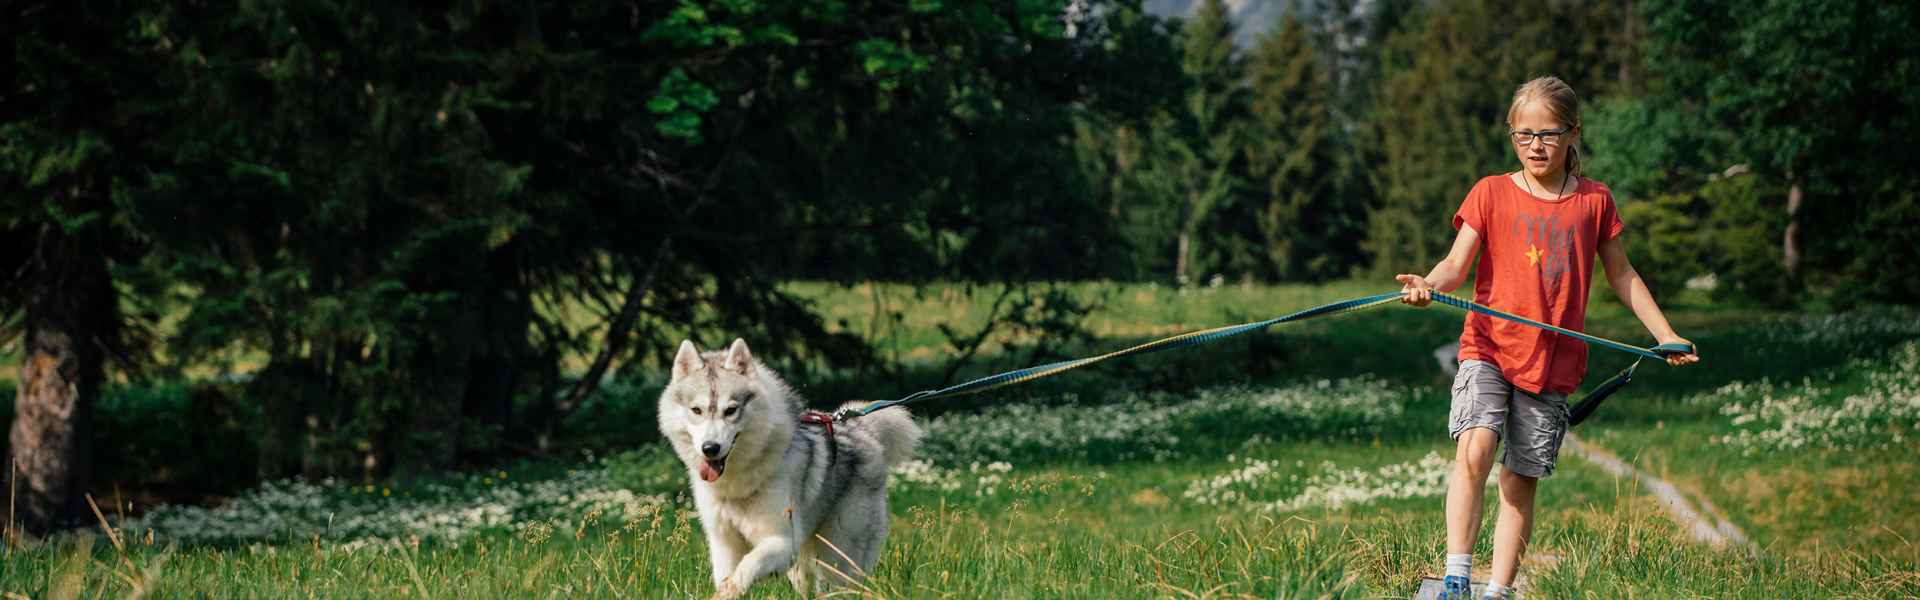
[840,290,1695,427]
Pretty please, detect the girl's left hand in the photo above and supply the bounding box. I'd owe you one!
[1395,274,1434,307]
[1656,335,1701,366]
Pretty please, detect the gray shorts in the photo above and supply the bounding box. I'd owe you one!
[1449,360,1570,478]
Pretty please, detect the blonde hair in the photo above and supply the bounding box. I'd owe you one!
[1507,76,1582,177]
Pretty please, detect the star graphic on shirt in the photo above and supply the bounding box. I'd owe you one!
[1525,245,1544,267]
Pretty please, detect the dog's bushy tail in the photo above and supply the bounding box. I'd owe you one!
[840,402,922,469]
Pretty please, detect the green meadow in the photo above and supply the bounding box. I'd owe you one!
[6,281,1917,598]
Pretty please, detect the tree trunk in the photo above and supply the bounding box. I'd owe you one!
[1175,230,1191,284]
[10,312,99,534]
[1784,176,1803,277]
[9,218,111,533]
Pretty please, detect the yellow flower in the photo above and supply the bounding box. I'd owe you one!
[498,470,508,479]
[382,488,391,497]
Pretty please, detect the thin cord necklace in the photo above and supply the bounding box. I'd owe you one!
[1522,169,1574,201]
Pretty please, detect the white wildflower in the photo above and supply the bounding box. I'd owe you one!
[1705,341,1920,454]
[123,465,668,546]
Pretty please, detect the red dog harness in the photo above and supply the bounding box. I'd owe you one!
[799,410,835,438]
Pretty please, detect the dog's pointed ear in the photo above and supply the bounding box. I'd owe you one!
[672,340,703,380]
[721,338,753,375]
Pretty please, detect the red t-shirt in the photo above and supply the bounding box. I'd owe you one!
[1453,174,1625,394]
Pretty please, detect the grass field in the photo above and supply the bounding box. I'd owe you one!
[5,280,1918,598]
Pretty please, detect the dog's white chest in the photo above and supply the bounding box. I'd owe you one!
[700,486,805,541]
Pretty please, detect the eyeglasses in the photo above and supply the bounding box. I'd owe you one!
[1511,128,1570,147]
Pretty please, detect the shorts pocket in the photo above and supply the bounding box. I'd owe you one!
[1543,394,1570,465]
[1448,362,1487,434]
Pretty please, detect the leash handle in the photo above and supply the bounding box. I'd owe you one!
[1568,359,1640,427]
[1650,342,1696,356]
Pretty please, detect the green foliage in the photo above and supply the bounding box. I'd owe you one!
[1832,186,1920,306]
[647,69,722,142]
[1,4,159,371]
[1696,175,1795,305]
[643,1,748,48]
[1616,192,1707,298]
[1590,91,1758,303]
[1581,95,1717,203]
[1642,0,1904,178]
[1619,174,1793,305]
[92,382,261,495]
[602,445,686,497]
[1642,0,1920,301]
[558,375,668,450]
[852,39,934,82]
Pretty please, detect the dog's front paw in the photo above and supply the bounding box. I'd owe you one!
[706,578,745,600]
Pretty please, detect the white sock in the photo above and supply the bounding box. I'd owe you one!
[1445,553,1472,579]
[1483,582,1512,599]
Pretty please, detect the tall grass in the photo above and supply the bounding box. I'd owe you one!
[9,456,1908,598]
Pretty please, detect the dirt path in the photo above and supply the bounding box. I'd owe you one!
[1565,433,1753,551]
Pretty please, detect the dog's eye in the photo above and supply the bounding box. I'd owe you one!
[723,406,738,417]
[690,407,703,416]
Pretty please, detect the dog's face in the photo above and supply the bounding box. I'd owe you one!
[659,338,770,483]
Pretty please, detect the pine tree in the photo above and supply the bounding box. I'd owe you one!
[1243,14,1359,281]
[1160,0,1248,284]
[1069,2,1185,280]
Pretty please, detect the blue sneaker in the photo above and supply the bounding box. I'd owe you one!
[1437,575,1472,600]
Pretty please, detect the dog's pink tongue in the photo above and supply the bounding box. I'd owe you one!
[699,461,721,482]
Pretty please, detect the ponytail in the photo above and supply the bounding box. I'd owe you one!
[1566,143,1581,178]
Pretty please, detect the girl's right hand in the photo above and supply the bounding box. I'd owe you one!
[1656,335,1702,366]
[1396,274,1433,307]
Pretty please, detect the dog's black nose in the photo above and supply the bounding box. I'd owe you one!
[701,441,722,458]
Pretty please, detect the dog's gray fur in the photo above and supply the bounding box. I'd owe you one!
[658,339,921,599]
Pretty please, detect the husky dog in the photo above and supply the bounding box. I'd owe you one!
[658,338,922,599]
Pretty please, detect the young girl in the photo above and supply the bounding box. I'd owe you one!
[1395,76,1701,600]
